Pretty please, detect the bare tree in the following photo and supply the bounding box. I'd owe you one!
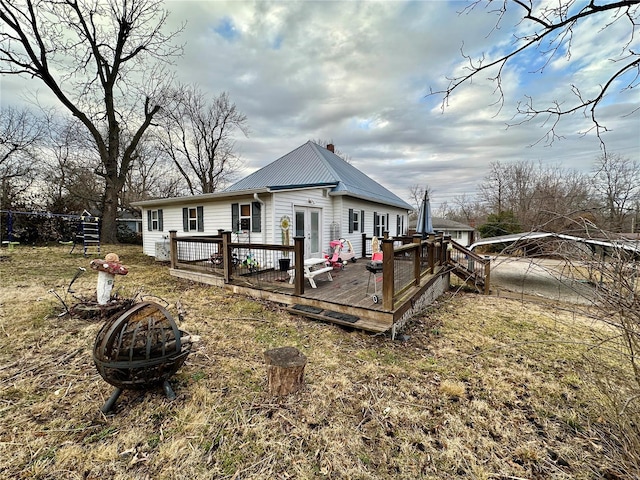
[0,0,182,242]
[448,193,487,227]
[122,139,186,208]
[0,106,43,209]
[480,160,594,232]
[159,88,248,195]
[592,154,640,232]
[37,115,102,213]
[408,184,433,212]
[433,0,640,148]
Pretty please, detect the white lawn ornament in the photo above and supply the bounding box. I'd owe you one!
[90,253,128,305]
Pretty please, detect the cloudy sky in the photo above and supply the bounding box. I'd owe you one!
[2,0,639,210]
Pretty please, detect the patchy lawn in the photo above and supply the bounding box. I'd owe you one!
[0,245,637,479]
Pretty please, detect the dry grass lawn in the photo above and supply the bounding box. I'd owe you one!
[0,245,638,479]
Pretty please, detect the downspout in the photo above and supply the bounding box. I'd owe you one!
[254,193,266,243]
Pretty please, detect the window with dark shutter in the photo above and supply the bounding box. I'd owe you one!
[147,210,152,231]
[231,203,239,232]
[361,210,365,232]
[182,208,189,232]
[348,208,354,233]
[251,202,261,233]
[158,209,163,231]
[196,206,204,232]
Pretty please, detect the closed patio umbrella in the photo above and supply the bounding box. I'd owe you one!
[415,191,434,239]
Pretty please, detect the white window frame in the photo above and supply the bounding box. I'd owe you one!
[151,210,161,231]
[187,207,199,231]
[353,210,360,232]
[239,203,251,231]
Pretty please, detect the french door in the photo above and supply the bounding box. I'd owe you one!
[294,207,322,258]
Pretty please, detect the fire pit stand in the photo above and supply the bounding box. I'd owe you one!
[93,301,192,413]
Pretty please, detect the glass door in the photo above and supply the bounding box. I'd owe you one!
[294,207,322,258]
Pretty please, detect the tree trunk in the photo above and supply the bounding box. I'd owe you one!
[264,347,307,396]
[101,185,119,244]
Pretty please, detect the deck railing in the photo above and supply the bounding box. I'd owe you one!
[448,239,491,294]
[168,230,475,310]
[377,234,451,309]
[169,230,298,291]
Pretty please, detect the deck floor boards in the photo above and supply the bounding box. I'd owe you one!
[176,259,443,333]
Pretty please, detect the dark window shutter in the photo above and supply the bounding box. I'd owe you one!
[197,206,204,232]
[361,210,365,232]
[182,208,189,232]
[348,208,354,234]
[231,203,239,233]
[251,202,261,233]
[147,210,152,231]
[386,214,389,235]
[397,215,401,235]
[373,212,378,236]
[158,209,163,231]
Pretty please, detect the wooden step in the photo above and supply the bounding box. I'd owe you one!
[287,304,361,328]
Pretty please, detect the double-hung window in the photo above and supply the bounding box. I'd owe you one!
[348,208,363,233]
[182,206,204,232]
[373,212,388,237]
[231,202,262,233]
[147,209,163,231]
[396,215,405,236]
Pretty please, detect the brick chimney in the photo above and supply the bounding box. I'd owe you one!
[327,144,335,153]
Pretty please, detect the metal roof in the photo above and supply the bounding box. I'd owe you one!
[432,218,475,231]
[224,141,412,210]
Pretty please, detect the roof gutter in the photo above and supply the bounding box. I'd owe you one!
[131,188,271,208]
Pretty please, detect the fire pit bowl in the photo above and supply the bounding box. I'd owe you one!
[93,301,192,413]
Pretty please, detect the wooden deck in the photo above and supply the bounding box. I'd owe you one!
[172,259,451,335]
[167,232,486,336]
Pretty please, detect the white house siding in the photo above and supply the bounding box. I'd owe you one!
[140,195,274,256]
[438,229,472,247]
[138,189,408,259]
[339,197,409,258]
[316,195,408,257]
[271,187,334,253]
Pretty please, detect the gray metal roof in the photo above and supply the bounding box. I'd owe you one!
[225,141,412,210]
[432,218,475,231]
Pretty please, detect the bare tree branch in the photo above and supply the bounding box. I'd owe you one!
[432,0,640,148]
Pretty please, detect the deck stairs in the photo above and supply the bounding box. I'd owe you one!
[446,241,490,294]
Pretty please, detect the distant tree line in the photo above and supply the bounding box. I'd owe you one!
[428,154,640,238]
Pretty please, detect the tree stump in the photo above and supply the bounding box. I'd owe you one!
[264,346,307,396]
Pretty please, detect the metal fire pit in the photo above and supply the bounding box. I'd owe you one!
[93,301,192,413]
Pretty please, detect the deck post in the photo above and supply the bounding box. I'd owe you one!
[169,230,177,270]
[382,235,394,310]
[413,235,422,286]
[427,236,435,274]
[222,230,232,283]
[293,236,304,295]
[443,235,451,265]
[484,256,491,295]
